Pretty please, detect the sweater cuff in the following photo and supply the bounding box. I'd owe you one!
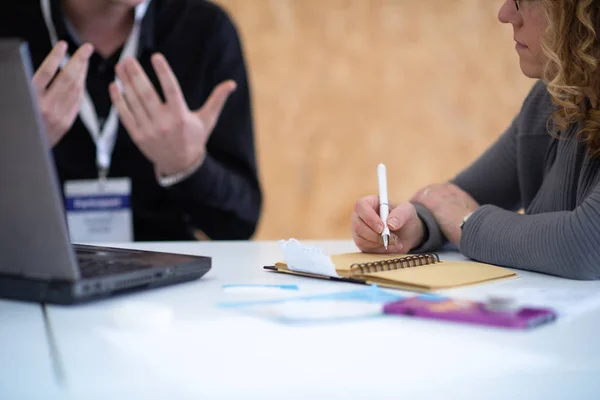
[411,203,446,253]
[167,154,222,207]
[459,205,508,259]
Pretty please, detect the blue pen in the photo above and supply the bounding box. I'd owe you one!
[222,284,299,290]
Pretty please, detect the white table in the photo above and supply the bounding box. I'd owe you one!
[41,241,600,399]
[0,299,64,399]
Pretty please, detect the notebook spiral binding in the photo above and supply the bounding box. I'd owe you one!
[349,253,441,275]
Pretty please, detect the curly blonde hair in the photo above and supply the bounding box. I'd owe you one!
[541,0,600,156]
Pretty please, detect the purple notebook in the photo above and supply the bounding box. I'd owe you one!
[383,296,557,329]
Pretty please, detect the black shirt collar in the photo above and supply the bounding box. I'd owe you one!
[49,0,156,55]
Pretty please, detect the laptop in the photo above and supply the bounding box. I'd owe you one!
[0,39,211,304]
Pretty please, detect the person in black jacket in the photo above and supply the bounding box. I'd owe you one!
[1,0,262,241]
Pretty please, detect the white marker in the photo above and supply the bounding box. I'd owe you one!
[377,163,390,249]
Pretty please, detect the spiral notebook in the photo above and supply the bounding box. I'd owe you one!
[264,251,517,292]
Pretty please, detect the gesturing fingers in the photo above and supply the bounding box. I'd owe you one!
[119,57,164,120]
[115,62,154,133]
[44,43,93,105]
[38,43,93,144]
[195,80,237,132]
[109,81,140,139]
[60,69,87,123]
[151,53,187,111]
[32,41,68,95]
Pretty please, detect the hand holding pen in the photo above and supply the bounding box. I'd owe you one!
[351,163,426,254]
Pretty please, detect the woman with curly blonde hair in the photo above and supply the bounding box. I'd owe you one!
[351,0,600,279]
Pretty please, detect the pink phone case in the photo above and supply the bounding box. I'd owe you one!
[383,296,557,329]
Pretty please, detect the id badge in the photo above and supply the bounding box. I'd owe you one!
[64,178,133,243]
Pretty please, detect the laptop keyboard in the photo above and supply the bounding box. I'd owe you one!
[77,257,151,279]
[72,244,204,280]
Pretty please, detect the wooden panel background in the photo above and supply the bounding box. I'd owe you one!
[213,0,535,240]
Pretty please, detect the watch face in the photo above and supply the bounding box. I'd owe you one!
[461,212,473,230]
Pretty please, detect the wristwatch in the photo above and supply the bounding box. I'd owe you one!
[460,211,474,230]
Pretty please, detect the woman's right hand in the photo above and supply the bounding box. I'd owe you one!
[351,195,425,254]
[32,41,94,147]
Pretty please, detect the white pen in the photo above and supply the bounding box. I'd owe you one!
[377,163,390,249]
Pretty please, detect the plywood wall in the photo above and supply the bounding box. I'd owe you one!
[213,0,535,240]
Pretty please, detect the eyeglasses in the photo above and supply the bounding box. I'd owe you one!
[514,0,541,11]
[513,0,535,11]
[514,0,521,10]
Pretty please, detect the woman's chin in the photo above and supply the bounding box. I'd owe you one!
[519,59,543,79]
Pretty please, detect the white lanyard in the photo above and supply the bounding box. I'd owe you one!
[40,0,150,179]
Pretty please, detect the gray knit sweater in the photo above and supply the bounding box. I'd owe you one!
[414,80,600,280]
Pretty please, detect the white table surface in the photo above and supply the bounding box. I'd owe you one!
[0,299,64,399]
[39,240,600,399]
